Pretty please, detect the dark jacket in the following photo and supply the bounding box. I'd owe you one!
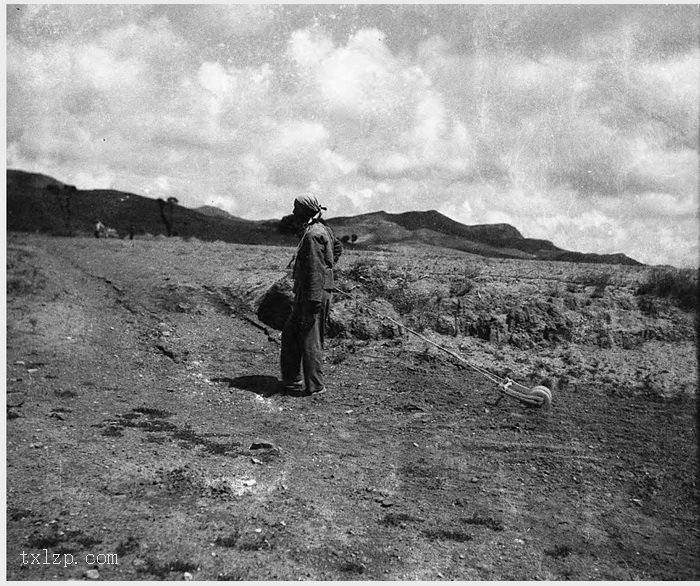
[292,220,343,302]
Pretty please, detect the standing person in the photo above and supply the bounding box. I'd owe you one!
[94,219,105,238]
[281,195,343,396]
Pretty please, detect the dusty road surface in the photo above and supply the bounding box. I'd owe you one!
[6,233,698,580]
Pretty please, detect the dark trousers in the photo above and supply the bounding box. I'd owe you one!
[280,291,330,393]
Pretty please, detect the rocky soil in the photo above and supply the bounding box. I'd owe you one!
[6,233,699,580]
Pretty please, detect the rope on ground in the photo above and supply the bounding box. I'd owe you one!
[333,286,552,409]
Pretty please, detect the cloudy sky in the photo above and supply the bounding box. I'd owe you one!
[6,4,699,266]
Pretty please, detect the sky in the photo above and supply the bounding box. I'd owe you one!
[6,4,699,267]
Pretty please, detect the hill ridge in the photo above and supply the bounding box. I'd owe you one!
[6,169,643,266]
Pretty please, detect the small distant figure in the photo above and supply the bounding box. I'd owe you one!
[128,224,135,240]
[94,219,105,238]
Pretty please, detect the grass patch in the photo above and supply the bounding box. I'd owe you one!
[6,249,46,296]
[338,560,366,574]
[133,406,172,418]
[214,531,240,548]
[237,532,274,551]
[448,267,481,297]
[115,536,140,557]
[636,267,698,311]
[462,514,504,531]
[341,258,441,330]
[7,273,46,296]
[217,572,247,581]
[100,425,124,437]
[577,270,614,297]
[26,531,63,549]
[423,528,472,542]
[136,558,198,578]
[8,508,33,522]
[545,544,573,559]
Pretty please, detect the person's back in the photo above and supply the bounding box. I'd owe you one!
[292,221,338,301]
[280,196,342,396]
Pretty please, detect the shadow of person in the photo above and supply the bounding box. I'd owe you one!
[212,375,297,398]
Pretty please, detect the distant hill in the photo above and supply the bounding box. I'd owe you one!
[7,169,68,191]
[6,169,297,246]
[195,205,239,221]
[326,210,642,265]
[6,169,643,265]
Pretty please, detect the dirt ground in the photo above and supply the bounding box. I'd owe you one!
[5,233,699,580]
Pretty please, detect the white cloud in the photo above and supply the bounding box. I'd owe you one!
[257,120,332,188]
[638,49,700,104]
[633,192,698,218]
[376,182,393,194]
[288,26,419,128]
[319,149,357,177]
[237,153,269,190]
[626,143,698,196]
[371,152,412,177]
[412,92,446,149]
[75,44,141,91]
[197,61,235,121]
[198,62,234,98]
[318,31,397,117]
[155,176,171,192]
[336,184,376,210]
[287,28,334,70]
[273,120,329,153]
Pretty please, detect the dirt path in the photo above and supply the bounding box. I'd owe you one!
[6,234,699,580]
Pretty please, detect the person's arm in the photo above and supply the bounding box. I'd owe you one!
[299,230,327,304]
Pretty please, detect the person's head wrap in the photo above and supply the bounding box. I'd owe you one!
[293,195,326,219]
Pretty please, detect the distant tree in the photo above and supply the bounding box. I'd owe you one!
[157,198,174,236]
[351,234,358,243]
[167,197,178,235]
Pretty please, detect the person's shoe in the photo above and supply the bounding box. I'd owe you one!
[308,387,326,396]
[282,381,304,394]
